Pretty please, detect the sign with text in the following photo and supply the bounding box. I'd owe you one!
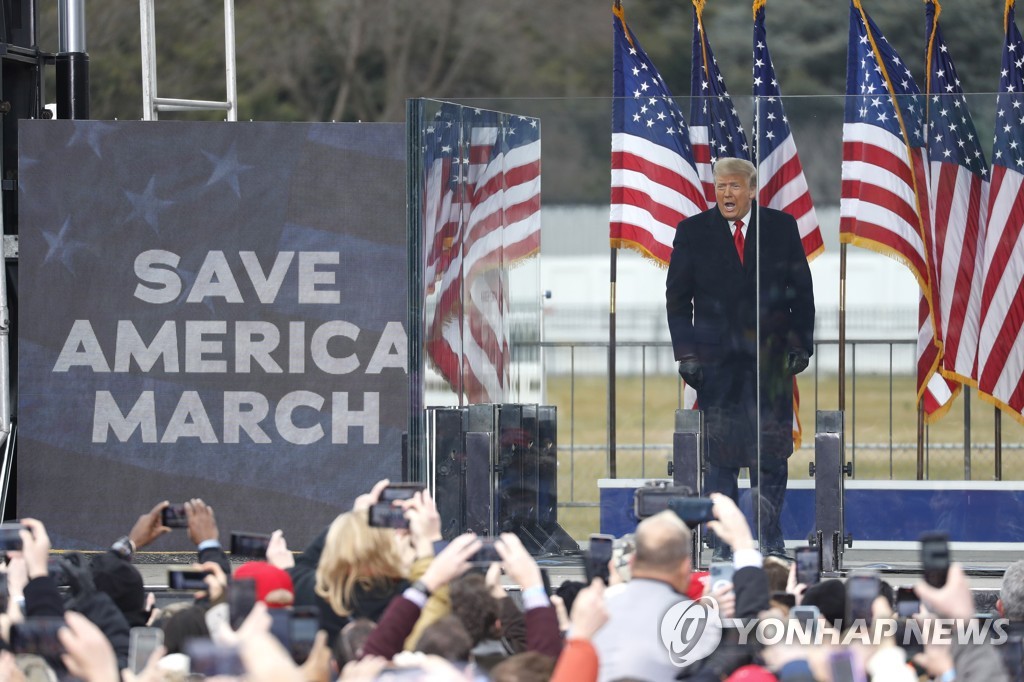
[18,121,407,549]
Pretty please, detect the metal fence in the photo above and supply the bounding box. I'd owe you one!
[517,338,1024,507]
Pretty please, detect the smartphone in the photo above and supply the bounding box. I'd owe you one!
[709,561,735,591]
[771,591,797,609]
[470,538,501,566]
[129,627,164,674]
[289,607,320,664]
[845,571,880,628]
[895,586,921,618]
[161,503,189,528]
[667,497,715,527]
[795,546,821,586]
[1000,636,1023,682]
[229,578,257,630]
[790,604,820,639]
[829,649,866,682]
[367,503,409,529]
[920,532,950,588]
[380,483,426,502]
[0,522,25,551]
[0,572,8,613]
[230,531,272,558]
[167,569,212,591]
[10,618,65,657]
[185,639,245,677]
[585,534,614,585]
[540,568,553,596]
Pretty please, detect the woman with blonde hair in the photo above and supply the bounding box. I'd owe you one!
[287,480,444,642]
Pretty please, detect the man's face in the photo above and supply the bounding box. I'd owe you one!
[715,173,754,221]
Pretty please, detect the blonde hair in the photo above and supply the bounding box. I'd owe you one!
[315,509,405,617]
[713,157,757,189]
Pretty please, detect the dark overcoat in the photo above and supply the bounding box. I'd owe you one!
[665,203,815,466]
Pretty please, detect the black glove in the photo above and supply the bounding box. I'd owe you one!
[677,355,703,390]
[787,348,810,375]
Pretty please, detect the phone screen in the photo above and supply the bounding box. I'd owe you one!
[829,650,865,682]
[168,569,211,591]
[0,572,8,613]
[790,605,820,639]
[667,497,715,527]
[185,639,245,677]
[10,618,65,657]
[709,561,735,590]
[470,539,501,565]
[0,522,25,551]
[229,578,257,630]
[230,532,272,558]
[379,483,425,502]
[586,534,614,584]
[129,627,164,674]
[895,587,920,618]
[367,503,409,529]
[795,546,821,586]
[845,573,880,627]
[161,504,189,528]
[920,533,950,588]
[289,608,320,664]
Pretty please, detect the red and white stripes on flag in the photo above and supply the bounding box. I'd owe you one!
[424,109,541,404]
[610,3,705,265]
[974,0,1024,422]
[841,0,958,421]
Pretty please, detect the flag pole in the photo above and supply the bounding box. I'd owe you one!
[608,0,622,479]
[609,247,618,478]
[839,243,846,414]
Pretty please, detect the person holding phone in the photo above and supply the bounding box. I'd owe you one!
[667,157,815,560]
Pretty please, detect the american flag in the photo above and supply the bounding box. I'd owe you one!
[690,0,751,207]
[751,0,823,446]
[923,0,988,403]
[840,0,954,419]
[610,2,705,266]
[977,0,1024,422]
[752,0,824,261]
[424,107,541,404]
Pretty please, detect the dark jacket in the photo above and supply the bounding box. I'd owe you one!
[666,203,814,465]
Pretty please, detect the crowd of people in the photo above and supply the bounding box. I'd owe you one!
[0,480,1021,682]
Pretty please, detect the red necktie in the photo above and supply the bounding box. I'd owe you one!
[733,220,745,265]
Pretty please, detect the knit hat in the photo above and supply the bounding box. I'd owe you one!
[800,579,845,629]
[234,561,294,607]
[90,552,148,627]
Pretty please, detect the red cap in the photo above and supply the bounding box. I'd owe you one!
[727,665,778,682]
[234,561,294,608]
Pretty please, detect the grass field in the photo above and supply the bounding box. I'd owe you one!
[543,373,1024,537]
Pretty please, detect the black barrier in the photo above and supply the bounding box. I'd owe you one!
[811,410,851,574]
[427,403,577,554]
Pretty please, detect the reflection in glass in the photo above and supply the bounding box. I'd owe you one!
[420,103,541,407]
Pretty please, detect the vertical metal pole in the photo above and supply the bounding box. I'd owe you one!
[57,0,89,119]
[223,0,238,120]
[140,0,158,120]
[963,387,971,480]
[995,408,1002,481]
[608,248,617,478]
[917,403,925,480]
[839,245,847,412]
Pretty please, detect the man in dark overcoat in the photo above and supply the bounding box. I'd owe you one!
[666,157,815,559]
